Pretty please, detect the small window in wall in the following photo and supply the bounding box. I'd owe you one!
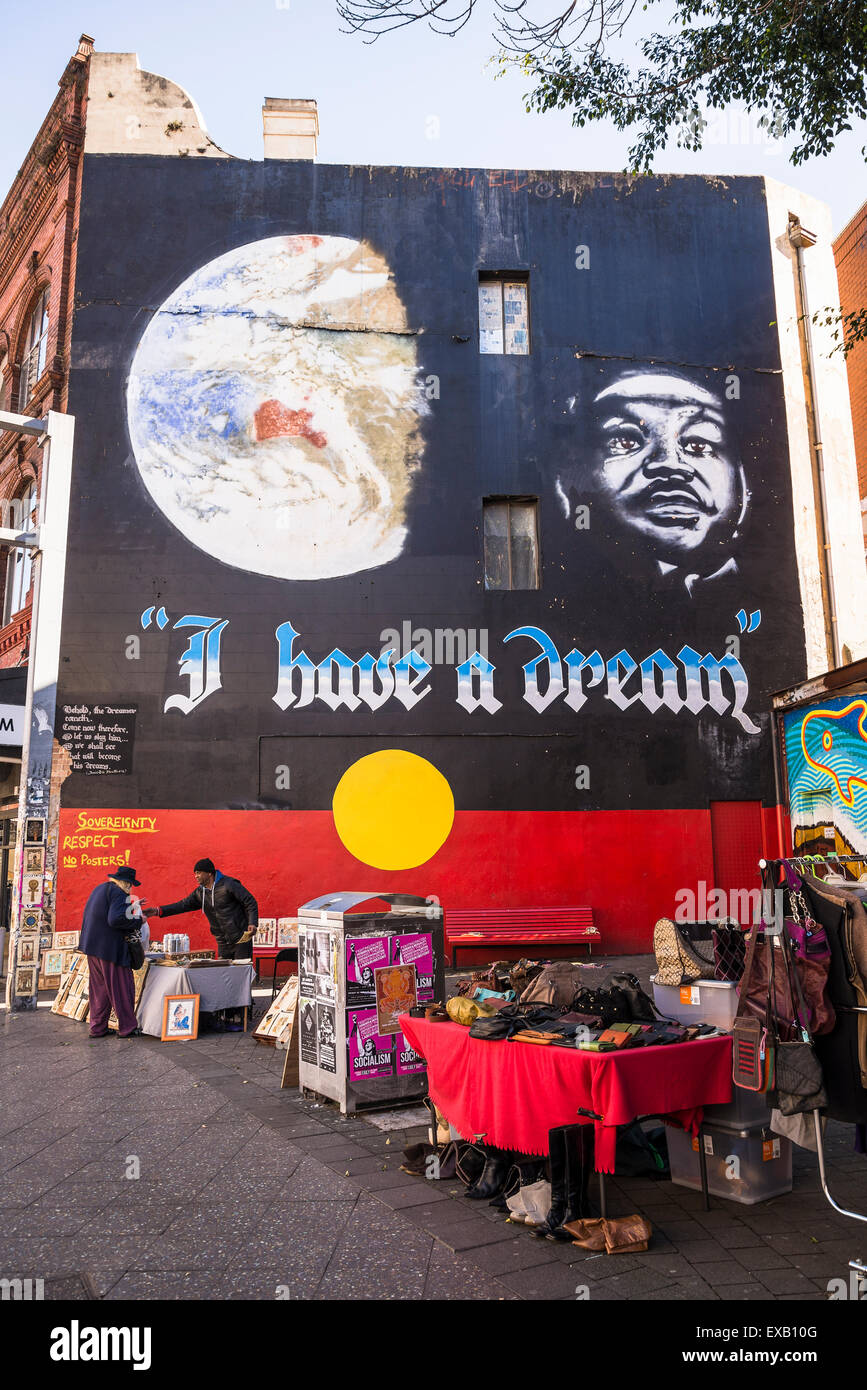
[483,498,540,590]
[478,274,529,355]
[0,352,8,414]
[18,289,50,410]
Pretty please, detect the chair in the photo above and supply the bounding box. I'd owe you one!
[270,948,297,1002]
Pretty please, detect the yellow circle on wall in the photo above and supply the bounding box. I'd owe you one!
[332,750,455,870]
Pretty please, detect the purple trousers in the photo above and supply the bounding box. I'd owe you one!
[87,956,137,1036]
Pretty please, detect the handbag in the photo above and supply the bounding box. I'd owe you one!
[770,921,827,1117]
[712,923,747,983]
[774,1041,827,1115]
[653,918,715,986]
[571,986,632,1027]
[732,1015,775,1091]
[607,972,660,1022]
[519,962,585,1009]
[506,1178,551,1226]
[124,931,145,970]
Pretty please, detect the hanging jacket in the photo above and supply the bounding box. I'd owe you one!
[156,871,258,950]
[800,874,867,1121]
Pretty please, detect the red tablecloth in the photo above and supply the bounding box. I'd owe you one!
[401,1016,733,1172]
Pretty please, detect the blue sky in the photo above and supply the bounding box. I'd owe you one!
[2,1,864,233]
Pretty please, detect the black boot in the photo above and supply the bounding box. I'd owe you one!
[465,1147,511,1200]
[561,1124,593,1230]
[534,1126,569,1236]
[535,1125,593,1239]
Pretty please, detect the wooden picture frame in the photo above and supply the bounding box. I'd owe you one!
[51,953,90,1020]
[24,846,45,875]
[161,993,200,1041]
[17,936,40,967]
[53,931,80,950]
[15,966,36,996]
[40,949,64,988]
[24,817,46,846]
[252,976,298,1049]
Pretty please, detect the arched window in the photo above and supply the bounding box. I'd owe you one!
[3,484,37,624]
[0,351,8,414]
[17,289,50,410]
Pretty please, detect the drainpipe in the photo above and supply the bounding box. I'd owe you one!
[789,216,841,670]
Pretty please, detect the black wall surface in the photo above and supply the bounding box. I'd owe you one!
[59,157,806,811]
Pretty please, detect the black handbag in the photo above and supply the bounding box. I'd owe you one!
[771,929,827,1116]
[712,923,748,983]
[774,1040,827,1115]
[125,931,145,970]
[607,973,660,1022]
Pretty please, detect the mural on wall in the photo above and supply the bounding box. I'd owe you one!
[127,235,427,581]
[784,697,867,856]
[556,369,750,605]
[56,162,810,947]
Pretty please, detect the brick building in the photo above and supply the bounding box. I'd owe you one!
[3,39,867,1001]
[833,202,867,558]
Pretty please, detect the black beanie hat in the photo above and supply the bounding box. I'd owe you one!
[194,858,217,875]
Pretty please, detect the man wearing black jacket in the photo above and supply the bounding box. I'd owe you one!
[146,858,258,960]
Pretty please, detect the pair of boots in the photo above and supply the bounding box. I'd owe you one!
[534,1124,594,1240]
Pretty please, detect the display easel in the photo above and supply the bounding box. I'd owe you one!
[758,854,867,1284]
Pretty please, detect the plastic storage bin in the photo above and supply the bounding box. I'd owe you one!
[652,977,739,1030]
[667,1122,792,1205]
[702,1087,773,1131]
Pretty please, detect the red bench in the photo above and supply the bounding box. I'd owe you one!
[446,907,599,967]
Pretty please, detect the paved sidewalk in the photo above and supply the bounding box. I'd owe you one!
[1,956,866,1301]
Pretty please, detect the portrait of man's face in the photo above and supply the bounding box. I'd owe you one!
[587,372,746,572]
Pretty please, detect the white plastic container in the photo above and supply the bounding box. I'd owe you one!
[667,1122,792,1205]
[702,1087,773,1131]
[652,977,739,1030]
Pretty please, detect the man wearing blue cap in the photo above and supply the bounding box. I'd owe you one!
[79,865,145,1038]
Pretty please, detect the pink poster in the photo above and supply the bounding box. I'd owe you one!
[347,1008,394,1081]
[390,933,434,1001]
[396,1028,426,1076]
[346,936,390,1007]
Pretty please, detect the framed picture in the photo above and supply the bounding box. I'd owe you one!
[161,993,200,1041]
[24,817,45,846]
[277,917,298,948]
[42,949,64,978]
[39,933,52,951]
[17,936,39,966]
[24,846,45,874]
[254,918,277,948]
[253,977,298,1048]
[15,966,36,996]
[53,932,80,950]
[22,910,40,933]
[50,952,89,1021]
[23,876,43,907]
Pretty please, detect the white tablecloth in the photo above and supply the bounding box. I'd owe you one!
[138,963,254,1037]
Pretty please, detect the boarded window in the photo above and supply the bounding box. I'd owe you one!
[478,276,529,355]
[483,499,539,590]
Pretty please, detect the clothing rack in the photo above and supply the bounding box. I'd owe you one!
[756,856,867,1256]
